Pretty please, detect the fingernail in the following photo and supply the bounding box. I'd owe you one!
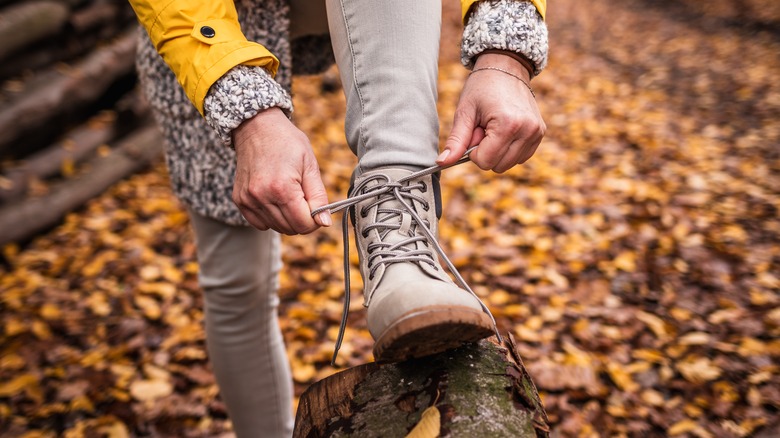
[318,211,332,227]
[436,150,450,163]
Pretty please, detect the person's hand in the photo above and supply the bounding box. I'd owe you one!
[438,52,546,173]
[232,107,331,234]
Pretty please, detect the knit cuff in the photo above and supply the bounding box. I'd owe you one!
[461,0,549,76]
[203,65,294,145]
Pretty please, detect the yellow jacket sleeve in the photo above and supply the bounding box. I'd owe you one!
[129,0,280,115]
[461,0,546,21]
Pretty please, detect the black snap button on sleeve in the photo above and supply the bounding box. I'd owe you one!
[200,26,216,38]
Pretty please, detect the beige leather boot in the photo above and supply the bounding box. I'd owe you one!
[351,168,495,363]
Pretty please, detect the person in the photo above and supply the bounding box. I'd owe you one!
[130,0,548,435]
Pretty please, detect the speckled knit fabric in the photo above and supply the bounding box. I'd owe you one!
[203,65,294,145]
[136,0,548,226]
[461,0,549,75]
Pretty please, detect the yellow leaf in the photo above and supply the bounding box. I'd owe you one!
[636,311,669,339]
[86,293,112,317]
[162,265,183,283]
[70,395,95,413]
[110,388,131,402]
[97,421,130,438]
[0,374,38,397]
[110,364,136,389]
[5,317,26,337]
[670,307,692,321]
[748,370,772,385]
[174,347,207,361]
[61,157,75,177]
[31,320,52,340]
[708,308,742,324]
[291,359,317,383]
[138,282,176,299]
[134,295,161,320]
[18,432,54,438]
[713,381,739,403]
[606,362,639,392]
[613,251,636,272]
[676,357,722,383]
[39,303,61,320]
[632,349,667,364]
[640,389,665,406]
[0,353,25,371]
[139,265,161,281]
[678,332,711,346]
[668,419,698,436]
[129,379,172,402]
[406,405,440,438]
[737,337,767,357]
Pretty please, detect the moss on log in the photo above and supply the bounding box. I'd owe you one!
[294,335,549,437]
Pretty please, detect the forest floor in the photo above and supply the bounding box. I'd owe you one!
[1,0,779,436]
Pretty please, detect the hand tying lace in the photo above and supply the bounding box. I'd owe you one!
[311,148,501,365]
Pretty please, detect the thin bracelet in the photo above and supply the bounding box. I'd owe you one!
[470,67,536,98]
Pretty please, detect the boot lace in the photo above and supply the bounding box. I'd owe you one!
[311,148,501,365]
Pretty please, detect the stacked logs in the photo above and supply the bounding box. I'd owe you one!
[0,0,162,246]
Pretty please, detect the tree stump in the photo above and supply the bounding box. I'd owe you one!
[294,335,549,437]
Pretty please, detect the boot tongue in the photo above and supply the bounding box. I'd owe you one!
[361,168,419,245]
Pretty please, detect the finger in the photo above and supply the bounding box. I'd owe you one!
[278,196,320,234]
[440,108,477,165]
[238,207,270,231]
[469,131,505,170]
[493,138,525,173]
[470,127,486,146]
[301,162,331,227]
[517,130,544,164]
[494,129,544,173]
[242,193,298,235]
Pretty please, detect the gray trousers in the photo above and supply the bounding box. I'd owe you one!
[191,0,441,436]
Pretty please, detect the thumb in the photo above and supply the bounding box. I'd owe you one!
[440,109,478,166]
[301,163,331,227]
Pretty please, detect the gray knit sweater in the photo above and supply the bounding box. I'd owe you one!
[136,0,548,225]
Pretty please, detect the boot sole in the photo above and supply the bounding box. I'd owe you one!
[372,305,495,363]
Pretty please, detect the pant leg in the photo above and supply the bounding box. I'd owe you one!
[189,212,293,438]
[325,0,442,176]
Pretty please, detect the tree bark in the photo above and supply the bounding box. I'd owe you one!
[0,117,116,203]
[294,336,550,438]
[0,1,69,61]
[69,0,122,34]
[0,29,136,156]
[0,91,150,203]
[0,125,162,246]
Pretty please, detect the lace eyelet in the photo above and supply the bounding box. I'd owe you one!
[362,230,369,238]
[423,203,430,211]
[360,208,367,218]
[420,182,427,192]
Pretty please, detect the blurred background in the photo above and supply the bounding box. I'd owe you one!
[0,0,778,436]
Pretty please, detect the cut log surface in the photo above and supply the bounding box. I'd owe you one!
[0,125,162,245]
[294,336,550,438]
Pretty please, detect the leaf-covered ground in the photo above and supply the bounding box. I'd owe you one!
[2,0,779,436]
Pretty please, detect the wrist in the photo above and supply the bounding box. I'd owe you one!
[474,51,533,82]
[233,107,287,151]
